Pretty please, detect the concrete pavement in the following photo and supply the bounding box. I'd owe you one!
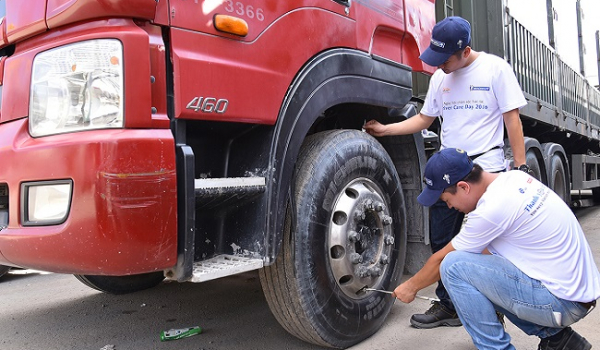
[350,206,600,350]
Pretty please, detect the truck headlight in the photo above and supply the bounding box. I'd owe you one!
[29,39,124,137]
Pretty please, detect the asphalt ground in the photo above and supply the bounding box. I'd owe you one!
[350,205,600,350]
[0,205,598,350]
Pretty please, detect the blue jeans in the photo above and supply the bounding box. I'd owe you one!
[441,251,592,350]
[430,200,464,312]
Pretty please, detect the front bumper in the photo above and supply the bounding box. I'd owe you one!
[0,118,177,275]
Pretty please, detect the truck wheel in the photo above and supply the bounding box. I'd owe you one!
[74,272,165,294]
[0,265,11,278]
[259,130,407,348]
[548,154,568,202]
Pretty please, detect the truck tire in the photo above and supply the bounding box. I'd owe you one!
[526,148,543,182]
[259,130,407,348]
[74,272,165,295]
[547,153,568,202]
[0,265,10,278]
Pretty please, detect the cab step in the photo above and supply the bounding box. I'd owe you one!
[194,177,266,209]
[187,255,264,283]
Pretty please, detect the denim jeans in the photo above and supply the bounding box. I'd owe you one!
[430,200,464,312]
[441,251,592,350]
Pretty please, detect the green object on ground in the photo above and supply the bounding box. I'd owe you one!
[160,326,202,341]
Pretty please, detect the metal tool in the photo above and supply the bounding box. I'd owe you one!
[364,288,393,294]
[363,287,440,302]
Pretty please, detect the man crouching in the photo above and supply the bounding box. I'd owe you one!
[394,148,599,350]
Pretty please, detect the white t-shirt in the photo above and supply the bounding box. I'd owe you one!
[452,171,600,302]
[420,52,527,172]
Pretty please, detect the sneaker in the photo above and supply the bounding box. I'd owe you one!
[538,327,592,350]
[410,301,462,329]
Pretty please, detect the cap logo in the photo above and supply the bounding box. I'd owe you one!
[457,39,463,49]
[431,38,445,48]
[443,174,451,184]
[424,177,433,186]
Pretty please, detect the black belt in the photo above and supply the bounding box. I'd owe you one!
[469,146,501,161]
[579,300,596,310]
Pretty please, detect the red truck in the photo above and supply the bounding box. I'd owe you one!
[0,0,435,347]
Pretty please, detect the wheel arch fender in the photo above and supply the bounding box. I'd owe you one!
[263,48,414,262]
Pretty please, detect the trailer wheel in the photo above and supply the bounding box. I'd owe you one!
[526,148,543,182]
[259,130,407,349]
[74,272,165,294]
[548,154,568,202]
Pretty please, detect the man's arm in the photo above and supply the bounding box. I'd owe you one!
[363,113,436,137]
[393,242,456,303]
[503,108,526,167]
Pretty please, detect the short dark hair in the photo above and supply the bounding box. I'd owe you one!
[443,163,483,194]
[452,42,471,58]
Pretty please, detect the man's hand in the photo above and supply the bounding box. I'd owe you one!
[363,120,387,137]
[392,282,417,303]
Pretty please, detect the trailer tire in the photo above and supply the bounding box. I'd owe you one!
[592,188,600,203]
[526,148,543,182]
[259,130,406,349]
[547,154,568,202]
[74,272,165,295]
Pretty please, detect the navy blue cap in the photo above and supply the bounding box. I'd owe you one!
[417,148,474,207]
[420,16,471,67]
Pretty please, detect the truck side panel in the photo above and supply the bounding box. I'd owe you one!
[169,8,356,124]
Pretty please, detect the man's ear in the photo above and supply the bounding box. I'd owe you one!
[457,181,470,193]
[463,46,471,58]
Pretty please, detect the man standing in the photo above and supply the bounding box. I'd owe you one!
[393,148,599,350]
[364,16,529,328]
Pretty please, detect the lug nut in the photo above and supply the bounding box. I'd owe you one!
[384,235,395,245]
[375,202,385,212]
[356,266,370,278]
[382,215,392,225]
[350,253,363,264]
[370,267,382,276]
[380,254,389,265]
[348,230,361,242]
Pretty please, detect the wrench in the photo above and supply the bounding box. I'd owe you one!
[364,288,440,302]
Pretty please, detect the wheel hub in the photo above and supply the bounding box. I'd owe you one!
[327,178,394,298]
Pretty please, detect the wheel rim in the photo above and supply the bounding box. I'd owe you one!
[327,177,394,299]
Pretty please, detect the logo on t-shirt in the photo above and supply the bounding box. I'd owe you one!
[470,85,490,91]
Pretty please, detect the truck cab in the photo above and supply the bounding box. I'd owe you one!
[0,0,435,347]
